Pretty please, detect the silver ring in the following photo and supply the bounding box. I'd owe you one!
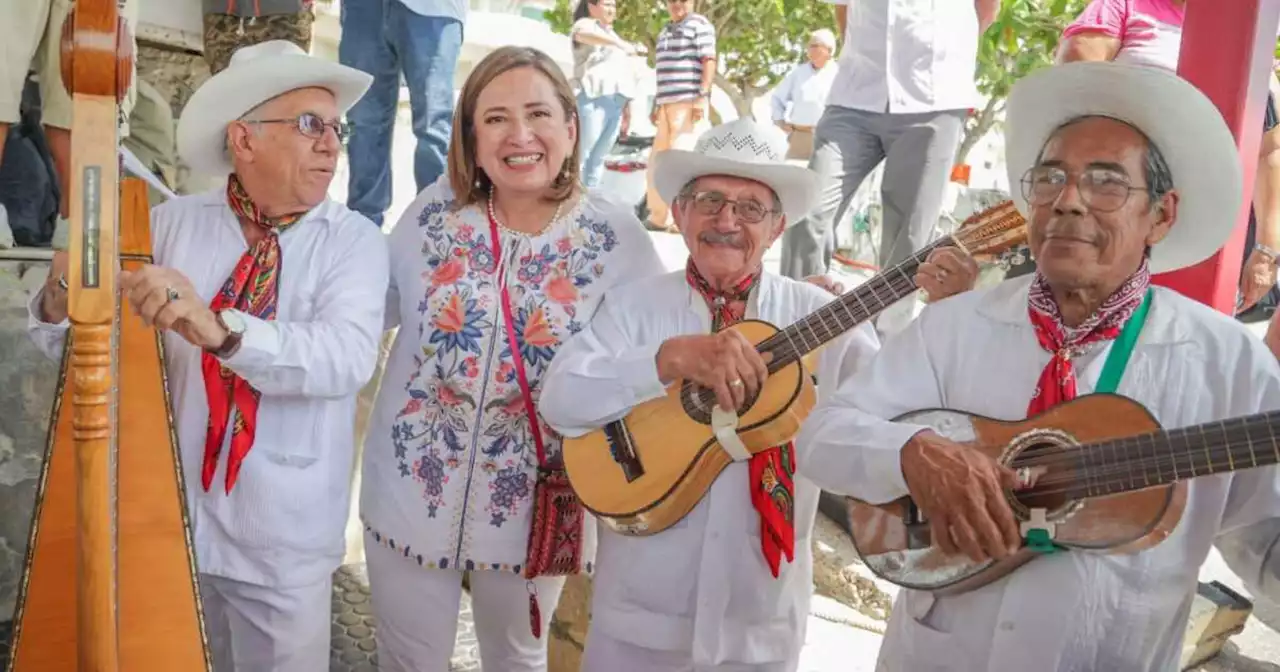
[165,286,180,303]
[729,379,744,388]
[57,274,68,291]
[936,269,949,282]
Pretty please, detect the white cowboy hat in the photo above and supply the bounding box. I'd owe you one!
[652,118,819,225]
[177,40,373,177]
[1005,61,1242,274]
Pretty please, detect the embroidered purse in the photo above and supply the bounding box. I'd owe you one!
[488,210,585,639]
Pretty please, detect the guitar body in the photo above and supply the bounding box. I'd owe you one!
[845,394,1188,596]
[563,319,817,535]
[8,180,210,671]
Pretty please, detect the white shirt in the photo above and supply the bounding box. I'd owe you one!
[825,0,981,114]
[27,187,390,589]
[770,61,840,127]
[797,276,1280,671]
[539,270,881,667]
[361,180,664,575]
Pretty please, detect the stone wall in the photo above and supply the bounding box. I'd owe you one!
[0,261,58,621]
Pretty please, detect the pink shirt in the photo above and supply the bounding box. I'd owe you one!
[1062,0,1185,71]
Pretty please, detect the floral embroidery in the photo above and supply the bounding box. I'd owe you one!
[388,198,622,570]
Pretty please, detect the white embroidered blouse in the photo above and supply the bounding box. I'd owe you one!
[361,177,666,574]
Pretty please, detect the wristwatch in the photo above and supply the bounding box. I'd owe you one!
[210,309,247,359]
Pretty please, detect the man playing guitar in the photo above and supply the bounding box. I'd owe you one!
[799,61,1280,671]
[538,117,977,671]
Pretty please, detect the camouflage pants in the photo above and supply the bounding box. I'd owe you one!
[202,10,315,75]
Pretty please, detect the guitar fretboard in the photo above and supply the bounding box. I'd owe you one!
[758,237,952,371]
[1059,411,1280,499]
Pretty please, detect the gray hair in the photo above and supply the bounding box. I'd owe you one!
[1041,115,1174,207]
[677,177,783,214]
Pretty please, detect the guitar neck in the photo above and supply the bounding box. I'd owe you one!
[760,238,950,371]
[1062,411,1280,499]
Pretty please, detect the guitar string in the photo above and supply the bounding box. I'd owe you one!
[995,429,1278,497]
[674,212,1020,402]
[676,266,925,402]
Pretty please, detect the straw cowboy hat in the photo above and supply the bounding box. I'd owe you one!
[651,118,819,224]
[177,40,373,177]
[1005,61,1242,274]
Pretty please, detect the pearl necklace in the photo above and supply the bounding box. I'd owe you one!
[487,186,565,238]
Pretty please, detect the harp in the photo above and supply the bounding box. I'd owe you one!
[5,1,210,670]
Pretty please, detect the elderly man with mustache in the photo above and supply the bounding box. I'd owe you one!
[538,118,977,671]
[27,41,389,672]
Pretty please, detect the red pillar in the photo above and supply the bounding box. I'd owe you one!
[1152,0,1280,312]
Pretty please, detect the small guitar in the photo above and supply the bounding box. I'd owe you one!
[563,201,1028,536]
[845,393,1280,596]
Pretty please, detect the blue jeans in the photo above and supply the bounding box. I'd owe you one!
[339,0,463,226]
[576,92,627,188]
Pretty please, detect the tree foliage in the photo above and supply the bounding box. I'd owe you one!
[547,0,835,119]
[958,0,1088,165]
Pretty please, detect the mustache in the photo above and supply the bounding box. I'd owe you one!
[699,231,747,248]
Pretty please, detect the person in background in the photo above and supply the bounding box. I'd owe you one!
[359,46,667,672]
[645,0,716,232]
[1,0,139,250]
[1057,0,1280,320]
[771,28,839,161]
[780,0,998,318]
[29,41,388,671]
[203,0,317,75]
[571,0,646,188]
[340,0,466,226]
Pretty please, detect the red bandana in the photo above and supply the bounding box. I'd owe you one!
[200,174,304,494]
[685,260,795,578]
[1025,259,1151,417]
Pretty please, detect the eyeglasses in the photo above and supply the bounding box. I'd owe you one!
[243,112,349,143]
[685,190,776,223]
[1020,165,1148,213]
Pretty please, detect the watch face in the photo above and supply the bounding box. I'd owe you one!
[222,310,247,334]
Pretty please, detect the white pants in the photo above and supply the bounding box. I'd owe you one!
[365,535,567,672]
[581,633,792,672]
[200,573,332,672]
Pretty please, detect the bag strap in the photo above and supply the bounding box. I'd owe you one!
[488,210,548,467]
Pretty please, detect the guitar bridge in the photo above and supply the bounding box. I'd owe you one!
[603,419,644,483]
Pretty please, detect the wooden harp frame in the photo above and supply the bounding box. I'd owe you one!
[4,1,211,670]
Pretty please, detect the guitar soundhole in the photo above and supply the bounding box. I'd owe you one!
[1007,440,1080,514]
[679,384,760,425]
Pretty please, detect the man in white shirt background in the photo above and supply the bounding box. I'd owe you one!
[780,0,998,320]
[27,42,390,672]
[770,28,839,161]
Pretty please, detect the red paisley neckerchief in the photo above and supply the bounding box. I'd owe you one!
[200,174,304,494]
[1025,259,1151,417]
[685,260,795,578]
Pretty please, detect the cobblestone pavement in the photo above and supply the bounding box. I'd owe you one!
[0,564,483,672]
[330,563,481,672]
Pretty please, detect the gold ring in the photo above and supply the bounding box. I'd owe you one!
[729,379,744,388]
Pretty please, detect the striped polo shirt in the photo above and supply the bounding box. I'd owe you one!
[654,13,717,106]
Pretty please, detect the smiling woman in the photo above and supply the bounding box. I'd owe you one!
[358,46,669,671]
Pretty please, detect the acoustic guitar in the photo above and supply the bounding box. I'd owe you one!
[845,393,1280,596]
[7,2,210,670]
[563,201,1028,536]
